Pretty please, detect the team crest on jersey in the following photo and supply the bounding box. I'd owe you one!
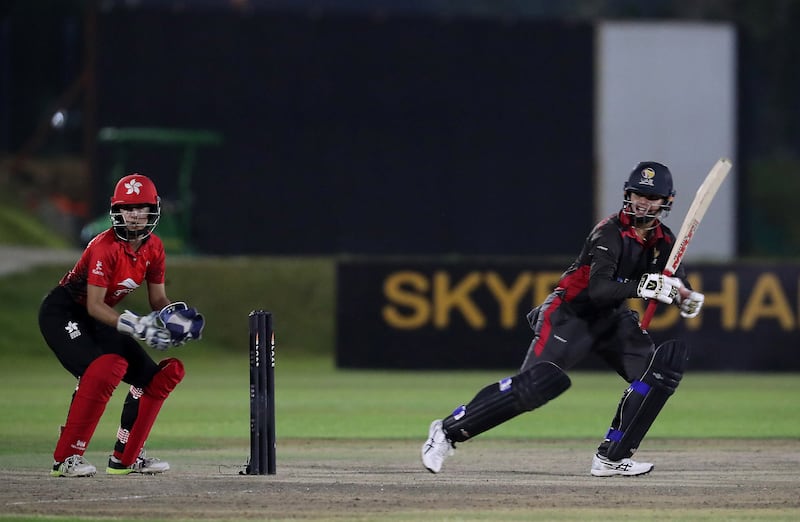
[638,167,656,187]
[65,321,81,340]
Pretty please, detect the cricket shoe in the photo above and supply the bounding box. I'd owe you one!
[421,419,455,473]
[51,455,97,477]
[106,448,170,475]
[590,453,653,477]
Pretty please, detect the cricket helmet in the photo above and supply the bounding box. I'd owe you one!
[109,173,161,241]
[622,161,675,225]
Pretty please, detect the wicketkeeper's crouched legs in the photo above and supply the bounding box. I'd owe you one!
[113,358,185,466]
[597,340,689,460]
[54,354,128,462]
[442,361,571,443]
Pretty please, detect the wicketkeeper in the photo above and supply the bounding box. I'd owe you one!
[422,161,705,476]
[39,173,205,477]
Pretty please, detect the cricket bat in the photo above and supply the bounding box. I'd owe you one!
[639,158,733,330]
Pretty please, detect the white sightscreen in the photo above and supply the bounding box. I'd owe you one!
[596,21,736,261]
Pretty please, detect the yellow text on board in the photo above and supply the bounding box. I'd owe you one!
[381,270,798,331]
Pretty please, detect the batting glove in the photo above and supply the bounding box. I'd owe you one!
[637,273,682,304]
[678,291,705,319]
[117,310,172,350]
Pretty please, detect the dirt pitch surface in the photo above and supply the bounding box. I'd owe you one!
[2,439,799,520]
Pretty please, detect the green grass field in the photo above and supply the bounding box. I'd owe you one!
[1,257,799,521]
[3,355,800,456]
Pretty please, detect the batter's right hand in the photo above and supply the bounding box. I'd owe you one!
[637,273,682,304]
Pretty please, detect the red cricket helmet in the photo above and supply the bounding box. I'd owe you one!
[109,173,161,241]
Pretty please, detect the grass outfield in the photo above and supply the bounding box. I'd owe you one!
[2,354,799,456]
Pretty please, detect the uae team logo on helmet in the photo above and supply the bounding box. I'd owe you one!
[638,167,656,187]
[622,161,676,228]
[623,161,675,201]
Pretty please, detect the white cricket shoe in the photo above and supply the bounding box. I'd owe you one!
[107,448,170,475]
[421,419,454,473]
[51,455,97,477]
[590,453,653,477]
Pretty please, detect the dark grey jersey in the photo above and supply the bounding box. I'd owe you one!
[555,212,687,314]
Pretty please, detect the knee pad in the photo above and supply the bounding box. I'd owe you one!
[605,340,689,461]
[144,358,185,399]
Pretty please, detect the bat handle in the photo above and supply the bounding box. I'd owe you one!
[640,299,658,330]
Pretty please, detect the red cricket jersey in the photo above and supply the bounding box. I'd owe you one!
[59,229,166,307]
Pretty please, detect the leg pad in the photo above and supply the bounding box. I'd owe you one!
[605,340,689,461]
[443,361,570,442]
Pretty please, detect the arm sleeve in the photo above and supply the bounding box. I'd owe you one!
[586,228,639,305]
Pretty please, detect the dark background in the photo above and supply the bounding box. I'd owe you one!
[3,1,800,257]
[93,11,593,255]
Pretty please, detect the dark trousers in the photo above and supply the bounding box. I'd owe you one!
[520,291,654,382]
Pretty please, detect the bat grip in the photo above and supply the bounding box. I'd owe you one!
[640,299,658,330]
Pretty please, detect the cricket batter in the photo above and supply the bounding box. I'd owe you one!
[422,161,705,476]
[39,173,204,477]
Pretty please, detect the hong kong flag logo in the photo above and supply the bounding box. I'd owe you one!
[125,179,142,195]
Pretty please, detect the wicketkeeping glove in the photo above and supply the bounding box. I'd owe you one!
[677,290,705,319]
[117,310,171,351]
[158,301,205,346]
[637,273,682,304]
